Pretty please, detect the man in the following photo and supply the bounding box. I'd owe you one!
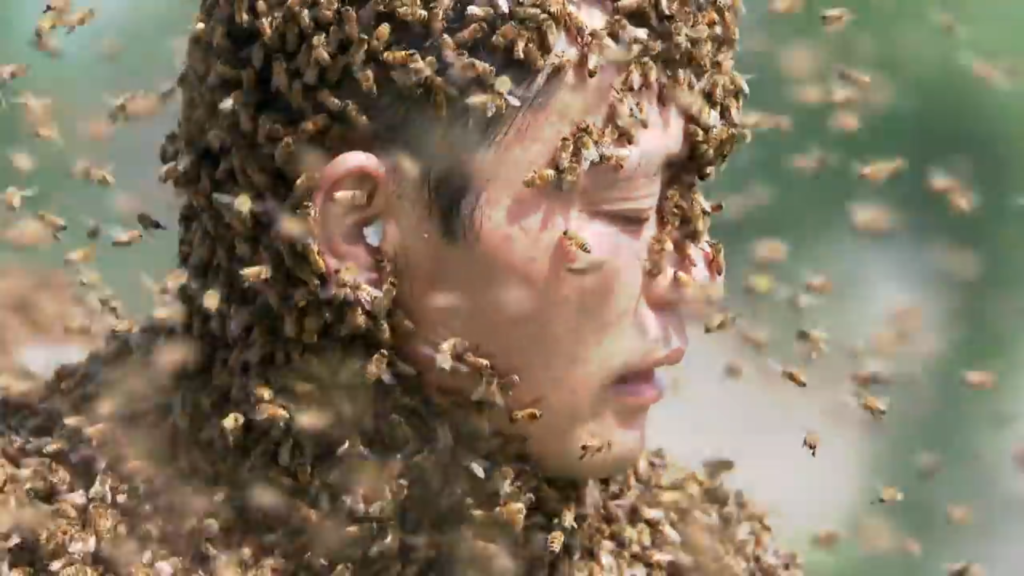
[2,0,800,574]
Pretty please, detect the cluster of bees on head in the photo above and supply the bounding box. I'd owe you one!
[142,0,751,414]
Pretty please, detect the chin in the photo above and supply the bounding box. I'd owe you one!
[534,424,647,480]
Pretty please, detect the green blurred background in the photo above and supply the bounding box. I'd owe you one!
[2,1,1023,574]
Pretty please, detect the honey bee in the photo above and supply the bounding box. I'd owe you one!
[521,168,557,189]
[462,352,492,372]
[382,50,417,66]
[454,22,489,46]
[561,229,591,254]
[837,66,871,88]
[945,563,984,576]
[351,67,375,96]
[63,8,97,33]
[137,212,166,231]
[202,289,221,312]
[946,503,973,526]
[396,6,429,23]
[803,273,833,295]
[37,210,67,233]
[873,485,903,504]
[64,244,96,265]
[4,186,36,211]
[340,100,369,128]
[509,408,542,423]
[961,370,996,390]
[828,109,861,133]
[579,437,612,460]
[860,394,888,419]
[240,264,272,284]
[560,504,577,530]
[723,360,744,379]
[848,202,898,235]
[366,350,391,383]
[781,366,808,388]
[111,229,143,247]
[703,311,736,334]
[743,272,775,295]
[796,328,828,358]
[465,5,494,22]
[802,431,819,457]
[706,240,725,278]
[820,7,853,31]
[546,530,564,554]
[370,22,389,51]
[768,0,804,15]
[850,368,890,388]
[496,502,526,532]
[856,157,907,184]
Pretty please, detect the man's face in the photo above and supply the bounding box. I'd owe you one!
[318,6,719,479]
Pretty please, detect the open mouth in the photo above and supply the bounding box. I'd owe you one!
[611,368,665,405]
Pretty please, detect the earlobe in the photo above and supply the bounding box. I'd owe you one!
[312,151,390,285]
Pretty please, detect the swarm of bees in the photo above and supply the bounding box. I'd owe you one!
[11,0,1013,572]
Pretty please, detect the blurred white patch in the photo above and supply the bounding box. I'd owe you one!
[362,219,383,247]
[17,342,90,380]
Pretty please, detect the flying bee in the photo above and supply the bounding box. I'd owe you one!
[837,66,871,88]
[802,431,819,457]
[820,7,853,31]
[137,212,166,231]
[111,229,143,247]
[4,186,36,210]
[796,328,829,358]
[64,8,97,33]
[703,311,736,334]
[37,210,67,233]
[509,408,542,423]
[579,437,612,460]
[945,563,984,576]
[804,273,833,294]
[860,394,888,419]
[240,264,272,284]
[560,504,577,530]
[547,530,564,554]
[780,365,808,388]
[856,157,907,184]
[561,229,591,254]
[64,244,96,265]
[962,370,996,390]
[873,485,903,504]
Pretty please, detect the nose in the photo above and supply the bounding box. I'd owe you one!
[642,239,719,319]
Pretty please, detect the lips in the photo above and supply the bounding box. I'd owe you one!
[609,346,686,407]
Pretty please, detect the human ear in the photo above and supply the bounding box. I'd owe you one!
[312,151,396,287]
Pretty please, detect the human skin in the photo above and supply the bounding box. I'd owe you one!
[313,4,721,479]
